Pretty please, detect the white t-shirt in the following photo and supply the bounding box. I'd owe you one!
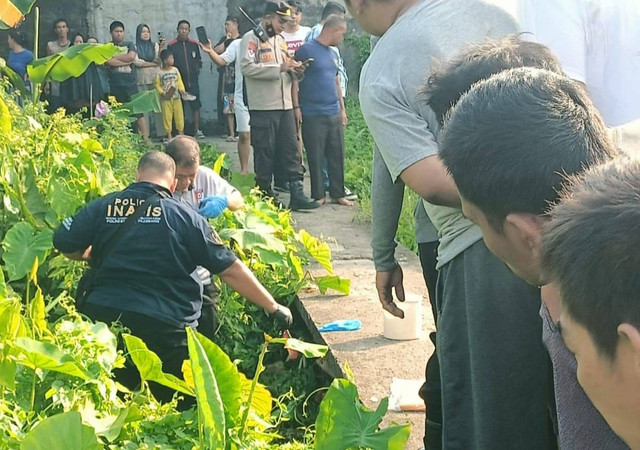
[518,0,640,126]
[173,165,238,284]
[281,26,312,57]
[220,39,244,103]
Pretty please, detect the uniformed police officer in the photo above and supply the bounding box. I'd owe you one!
[54,151,292,401]
[240,1,320,210]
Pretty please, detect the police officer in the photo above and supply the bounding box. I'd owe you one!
[240,1,320,210]
[165,136,244,341]
[54,151,292,401]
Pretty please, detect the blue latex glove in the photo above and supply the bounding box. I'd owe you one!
[318,319,362,332]
[198,195,228,218]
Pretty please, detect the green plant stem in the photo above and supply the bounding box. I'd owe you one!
[238,340,268,441]
[30,370,36,411]
[32,7,40,104]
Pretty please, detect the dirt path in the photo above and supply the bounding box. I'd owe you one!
[208,136,435,450]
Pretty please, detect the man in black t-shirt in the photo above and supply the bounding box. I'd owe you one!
[106,21,148,139]
[54,151,292,401]
[168,20,204,139]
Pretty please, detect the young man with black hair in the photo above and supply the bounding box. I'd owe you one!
[438,67,623,449]
[348,0,554,448]
[214,16,241,140]
[295,15,352,207]
[168,20,204,139]
[240,1,319,211]
[106,21,148,139]
[46,18,70,112]
[541,158,640,449]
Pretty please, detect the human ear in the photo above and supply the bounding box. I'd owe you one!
[504,213,546,258]
[170,177,178,193]
[618,323,640,375]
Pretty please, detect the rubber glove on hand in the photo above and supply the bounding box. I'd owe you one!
[199,195,228,218]
[271,304,293,326]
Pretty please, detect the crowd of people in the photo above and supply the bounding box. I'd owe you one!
[352,0,639,449]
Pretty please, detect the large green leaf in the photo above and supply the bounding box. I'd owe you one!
[0,59,27,97]
[185,327,226,449]
[122,334,193,396]
[27,43,122,83]
[194,331,243,426]
[20,411,101,450]
[13,337,90,379]
[0,94,11,133]
[219,228,287,254]
[1,222,53,281]
[298,229,333,273]
[316,275,351,296]
[267,336,329,359]
[315,378,411,450]
[116,89,161,115]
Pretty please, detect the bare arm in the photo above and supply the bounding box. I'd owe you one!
[218,260,278,313]
[336,76,347,126]
[213,40,226,54]
[62,246,92,262]
[400,156,461,208]
[201,41,228,67]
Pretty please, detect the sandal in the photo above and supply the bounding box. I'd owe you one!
[225,136,236,142]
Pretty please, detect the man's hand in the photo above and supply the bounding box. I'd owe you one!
[270,304,293,326]
[376,264,406,318]
[281,59,302,73]
[341,109,348,127]
[294,108,302,126]
[199,38,214,55]
[199,195,229,218]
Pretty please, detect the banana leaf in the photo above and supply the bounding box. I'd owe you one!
[27,43,122,84]
[0,0,36,29]
[0,58,27,97]
[115,90,161,116]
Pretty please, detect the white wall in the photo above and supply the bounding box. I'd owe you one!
[86,0,229,126]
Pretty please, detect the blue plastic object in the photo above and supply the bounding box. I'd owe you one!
[318,319,362,332]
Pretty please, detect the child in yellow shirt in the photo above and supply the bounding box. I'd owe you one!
[155,49,186,140]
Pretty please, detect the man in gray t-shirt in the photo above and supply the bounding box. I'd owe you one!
[349,0,554,448]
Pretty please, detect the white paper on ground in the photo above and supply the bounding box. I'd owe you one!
[388,378,426,412]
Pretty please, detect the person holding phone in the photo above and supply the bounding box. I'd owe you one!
[168,20,204,139]
[294,15,352,206]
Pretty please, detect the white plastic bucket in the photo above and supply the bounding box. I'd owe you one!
[383,293,423,340]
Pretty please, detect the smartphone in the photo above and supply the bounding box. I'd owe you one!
[157,31,165,42]
[196,26,208,44]
[302,58,314,66]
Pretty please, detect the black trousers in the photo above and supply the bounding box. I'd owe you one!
[418,241,442,450]
[197,283,219,342]
[82,303,193,407]
[249,109,303,188]
[301,113,346,200]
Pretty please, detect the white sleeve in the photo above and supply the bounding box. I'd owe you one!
[518,0,588,83]
[220,39,239,65]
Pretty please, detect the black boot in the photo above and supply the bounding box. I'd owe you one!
[288,180,321,210]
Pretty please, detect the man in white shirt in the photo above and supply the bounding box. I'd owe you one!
[200,38,252,175]
[518,0,640,127]
[281,1,312,57]
[165,136,244,340]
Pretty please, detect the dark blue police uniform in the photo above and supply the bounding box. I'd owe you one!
[54,181,236,401]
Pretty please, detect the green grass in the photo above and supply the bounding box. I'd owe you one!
[344,99,419,252]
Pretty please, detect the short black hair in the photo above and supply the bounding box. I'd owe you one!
[110,21,125,33]
[541,158,640,360]
[165,136,201,168]
[52,18,68,30]
[226,16,239,24]
[321,1,346,19]
[323,14,346,30]
[137,151,176,176]
[424,35,563,125]
[160,49,172,62]
[177,19,191,29]
[439,67,617,229]
[289,0,303,13]
[9,30,28,47]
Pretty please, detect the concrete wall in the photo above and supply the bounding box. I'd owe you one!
[86,0,229,130]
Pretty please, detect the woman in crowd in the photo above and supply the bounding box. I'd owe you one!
[7,30,33,82]
[135,24,163,138]
[61,33,104,115]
